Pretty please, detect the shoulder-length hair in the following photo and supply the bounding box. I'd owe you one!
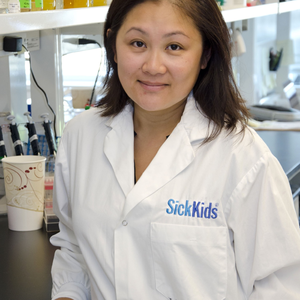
[97,0,250,143]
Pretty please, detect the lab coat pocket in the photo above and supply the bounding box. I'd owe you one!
[150,223,227,300]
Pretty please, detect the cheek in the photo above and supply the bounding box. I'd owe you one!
[117,55,142,96]
[172,58,201,84]
[117,53,141,78]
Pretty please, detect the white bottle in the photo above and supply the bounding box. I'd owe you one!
[223,0,246,10]
[0,0,8,13]
[7,0,20,12]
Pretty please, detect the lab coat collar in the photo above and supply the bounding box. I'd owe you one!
[104,104,135,198]
[104,95,210,217]
[180,93,211,144]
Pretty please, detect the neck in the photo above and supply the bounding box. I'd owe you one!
[133,99,187,138]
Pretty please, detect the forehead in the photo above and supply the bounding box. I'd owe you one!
[118,0,200,37]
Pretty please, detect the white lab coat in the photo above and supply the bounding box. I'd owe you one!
[50,95,300,300]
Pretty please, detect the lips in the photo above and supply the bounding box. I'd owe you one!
[138,80,168,91]
[138,80,167,86]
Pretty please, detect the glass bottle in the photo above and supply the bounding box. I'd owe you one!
[92,0,106,6]
[73,0,88,8]
[63,0,73,8]
[43,0,55,10]
[7,0,20,12]
[0,0,9,13]
[31,0,42,10]
[19,0,31,11]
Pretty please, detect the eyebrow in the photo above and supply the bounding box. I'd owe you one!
[125,27,190,39]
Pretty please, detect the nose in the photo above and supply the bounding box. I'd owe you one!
[142,50,167,75]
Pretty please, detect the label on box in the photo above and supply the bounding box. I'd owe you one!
[8,1,20,12]
[0,0,7,8]
[20,0,30,8]
[35,0,42,7]
[24,32,40,51]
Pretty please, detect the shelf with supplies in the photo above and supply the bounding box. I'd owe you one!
[279,0,300,13]
[0,5,109,35]
[1,1,300,35]
[222,3,279,23]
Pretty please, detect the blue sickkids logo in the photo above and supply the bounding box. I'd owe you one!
[166,199,218,219]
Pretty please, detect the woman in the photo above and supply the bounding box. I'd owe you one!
[50,0,300,299]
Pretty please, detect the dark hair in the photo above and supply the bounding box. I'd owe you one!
[97,0,250,143]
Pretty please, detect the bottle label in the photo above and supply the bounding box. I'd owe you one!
[13,140,23,147]
[0,0,7,8]
[35,0,42,7]
[234,0,245,4]
[29,134,38,142]
[8,1,20,12]
[20,0,30,8]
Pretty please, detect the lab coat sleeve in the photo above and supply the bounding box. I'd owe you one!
[50,137,91,300]
[226,152,300,299]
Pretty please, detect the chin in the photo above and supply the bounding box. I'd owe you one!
[132,95,173,111]
[135,101,169,112]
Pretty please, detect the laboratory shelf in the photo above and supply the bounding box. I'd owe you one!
[1,1,300,36]
[0,6,109,35]
[222,3,279,23]
[279,0,300,14]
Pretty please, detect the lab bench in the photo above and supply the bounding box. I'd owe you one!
[0,130,299,300]
[257,131,300,221]
[0,215,58,300]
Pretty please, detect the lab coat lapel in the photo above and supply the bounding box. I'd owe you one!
[104,105,135,197]
[123,123,195,216]
[123,96,208,217]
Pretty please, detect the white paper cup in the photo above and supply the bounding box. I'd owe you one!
[2,155,46,231]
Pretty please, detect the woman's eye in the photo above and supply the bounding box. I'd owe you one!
[167,44,182,51]
[132,41,145,48]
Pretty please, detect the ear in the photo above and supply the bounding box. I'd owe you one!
[200,48,211,69]
[107,29,118,63]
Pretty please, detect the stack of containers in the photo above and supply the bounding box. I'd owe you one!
[0,0,109,12]
[44,175,59,232]
[221,0,247,10]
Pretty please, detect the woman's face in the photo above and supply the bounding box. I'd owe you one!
[114,0,206,112]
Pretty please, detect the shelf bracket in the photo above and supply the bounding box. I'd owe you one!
[242,19,248,31]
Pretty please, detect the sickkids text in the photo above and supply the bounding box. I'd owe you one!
[166,199,218,219]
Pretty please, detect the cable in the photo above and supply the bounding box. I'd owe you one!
[77,39,103,106]
[89,42,102,106]
[22,44,58,140]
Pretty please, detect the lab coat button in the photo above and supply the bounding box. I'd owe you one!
[122,220,128,226]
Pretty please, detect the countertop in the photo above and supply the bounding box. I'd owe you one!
[0,215,58,300]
